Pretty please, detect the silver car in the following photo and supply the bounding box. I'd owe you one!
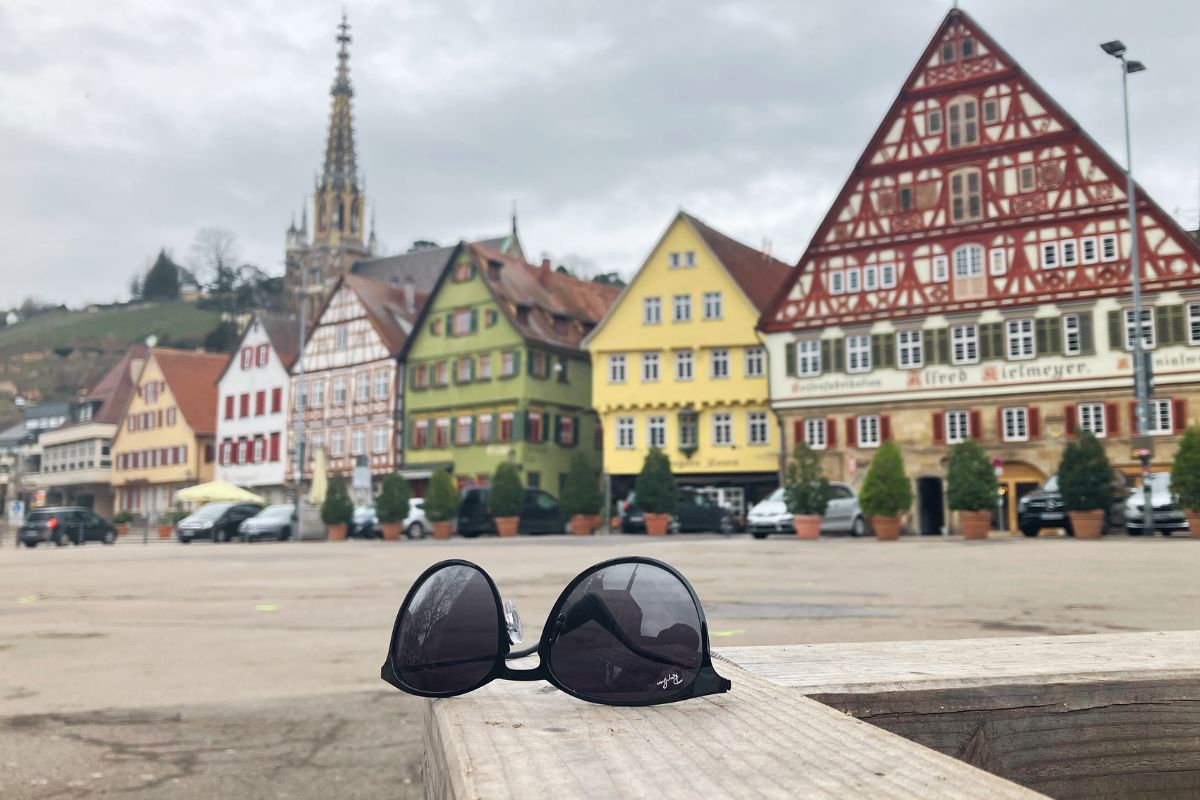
[747,482,867,538]
[238,504,297,541]
[1125,473,1189,535]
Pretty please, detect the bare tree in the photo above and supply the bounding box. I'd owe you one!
[190,228,240,290]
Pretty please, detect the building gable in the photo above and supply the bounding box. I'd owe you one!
[301,283,392,372]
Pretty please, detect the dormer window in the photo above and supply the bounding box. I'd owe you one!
[946,96,979,148]
[961,37,976,58]
[552,315,568,334]
[516,305,531,325]
[487,259,503,280]
[942,41,957,62]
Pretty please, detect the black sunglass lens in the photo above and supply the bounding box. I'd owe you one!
[395,564,500,694]
[548,563,703,703]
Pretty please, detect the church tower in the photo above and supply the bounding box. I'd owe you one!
[284,13,374,318]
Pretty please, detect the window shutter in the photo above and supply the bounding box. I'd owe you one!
[995,408,1004,440]
[512,351,521,375]
[845,418,857,448]
[444,313,453,335]
[1048,318,1062,354]
[935,328,950,365]
[819,340,830,373]
[969,410,982,439]
[825,418,837,447]
[874,333,895,369]
[1028,407,1041,440]
[979,325,993,360]
[1079,314,1095,355]
[832,339,845,372]
[880,415,892,442]
[1064,405,1077,435]
[793,419,804,446]
[527,352,536,376]
[786,342,797,376]
[932,412,945,443]
[1156,307,1171,347]
[991,323,1004,360]
[551,414,560,445]
[270,433,280,462]
[470,308,479,333]
[1035,319,1049,357]
[1108,309,1122,350]
[1105,402,1120,436]
[1171,305,1186,345]
[571,416,580,446]
[271,387,282,413]
[870,335,882,368]
[1173,398,1187,432]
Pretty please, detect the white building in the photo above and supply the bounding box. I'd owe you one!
[215,313,300,503]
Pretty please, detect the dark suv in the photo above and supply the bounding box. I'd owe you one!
[620,488,735,534]
[19,507,116,547]
[456,487,565,537]
[175,502,264,543]
[1017,472,1130,537]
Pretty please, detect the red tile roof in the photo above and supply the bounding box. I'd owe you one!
[151,348,229,436]
[85,344,149,425]
[259,312,301,370]
[339,272,428,355]
[681,212,792,312]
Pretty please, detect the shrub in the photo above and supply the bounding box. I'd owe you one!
[784,443,831,516]
[160,507,190,526]
[1171,427,1200,511]
[488,463,525,518]
[561,452,603,517]
[113,510,134,524]
[859,441,913,518]
[635,447,677,515]
[1057,430,1113,512]
[320,474,354,525]
[376,472,412,524]
[946,439,998,512]
[424,470,461,523]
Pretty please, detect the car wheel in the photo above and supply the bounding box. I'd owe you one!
[404,522,425,540]
[751,531,768,540]
[54,535,69,547]
[850,516,867,537]
[178,536,191,544]
[1160,530,1172,537]
[279,527,291,541]
[1021,526,1039,538]
[718,516,734,535]
[24,540,37,548]
[102,529,116,545]
[215,529,226,543]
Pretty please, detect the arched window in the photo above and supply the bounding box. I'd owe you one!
[953,244,987,299]
[946,96,978,148]
[949,167,982,223]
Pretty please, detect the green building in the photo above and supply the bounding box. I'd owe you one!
[400,243,618,495]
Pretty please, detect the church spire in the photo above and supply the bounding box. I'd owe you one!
[321,12,359,194]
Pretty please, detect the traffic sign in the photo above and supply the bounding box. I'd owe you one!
[7,500,24,523]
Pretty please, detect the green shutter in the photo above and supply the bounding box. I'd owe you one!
[1155,307,1170,347]
[1108,309,1123,350]
[979,322,1000,360]
[870,335,881,368]
[470,308,479,333]
[571,415,580,446]
[552,414,561,446]
[1079,313,1095,355]
[936,328,949,364]
[511,350,521,376]
[1048,318,1062,355]
[445,313,453,336]
[1168,305,1185,345]
[468,415,476,444]
[832,338,845,372]
[512,409,525,440]
[819,340,830,374]
[558,357,569,383]
[875,334,895,369]
[1035,318,1049,356]
[786,342,797,376]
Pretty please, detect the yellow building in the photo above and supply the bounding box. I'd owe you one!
[111,347,228,518]
[585,212,792,518]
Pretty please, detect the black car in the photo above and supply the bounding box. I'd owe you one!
[620,488,734,534]
[175,502,264,543]
[456,487,566,537]
[19,507,117,547]
[1017,472,1130,537]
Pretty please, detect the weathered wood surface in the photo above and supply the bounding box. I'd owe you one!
[423,659,1043,800]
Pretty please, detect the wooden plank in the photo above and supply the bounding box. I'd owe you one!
[422,661,1044,800]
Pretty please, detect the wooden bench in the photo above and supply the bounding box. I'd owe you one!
[422,631,1200,799]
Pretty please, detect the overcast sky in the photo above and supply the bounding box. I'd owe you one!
[2,0,1198,307]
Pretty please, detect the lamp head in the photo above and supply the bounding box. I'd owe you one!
[1126,60,1146,74]
[1100,40,1126,57]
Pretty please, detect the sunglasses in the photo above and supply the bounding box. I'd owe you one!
[380,556,731,706]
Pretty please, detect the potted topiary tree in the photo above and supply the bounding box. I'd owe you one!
[1057,430,1112,539]
[158,508,187,539]
[785,443,831,539]
[321,474,354,540]
[113,510,133,537]
[424,469,460,539]
[562,452,603,535]
[635,447,677,535]
[488,463,524,537]
[947,439,998,540]
[1172,427,1200,539]
[859,441,913,540]
[375,472,412,541]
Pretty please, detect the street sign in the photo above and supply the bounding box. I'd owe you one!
[352,455,372,492]
[7,500,24,524]
[1131,435,1155,460]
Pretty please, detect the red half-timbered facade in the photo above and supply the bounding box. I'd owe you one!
[761,9,1200,535]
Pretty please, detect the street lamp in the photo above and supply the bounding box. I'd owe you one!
[1101,39,1152,533]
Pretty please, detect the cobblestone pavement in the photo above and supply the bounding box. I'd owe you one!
[2,533,1198,797]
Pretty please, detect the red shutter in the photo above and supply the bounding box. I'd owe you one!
[880,415,892,442]
[1173,398,1187,433]
[969,410,982,440]
[1064,405,1077,435]
[270,433,281,462]
[157,410,163,427]
[1028,407,1041,440]
[271,387,282,413]
[1129,401,1139,432]
[825,417,837,448]
[1105,403,1120,436]
[846,418,857,448]
[225,396,234,420]
[239,394,249,417]
[932,412,945,443]
[255,391,265,416]
[793,419,804,447]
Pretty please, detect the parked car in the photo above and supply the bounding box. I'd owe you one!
[350,505,378,538]
[457,487,566,537]
[1017,472,1130,537]
[238,504,297,541]
[402,498,431,539]
[619,488,735,534]
[1125,472,1189,535]
[176,502,263,543]
[349,500,430,539]
[19,507,117,547]
[747,483,867,539]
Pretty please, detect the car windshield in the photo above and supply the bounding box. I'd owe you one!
[26,510,56,523]
[260,505,293,518]
[354,505,374,516]
[191,503,233,519]
[1043,476,1059,493]
[764,488,784,503]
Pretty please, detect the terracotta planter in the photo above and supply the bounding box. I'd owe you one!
[644,513,670,536]
[1068,510,1104,540]
[115,524,129,537]
[793,514,821,539]
[431,521,454,540]
[569,514,595,536]
[380,522,403,541]
[156,525,173,539]
[870,515,901,541]
[959,510,992,540]
[495,516,519,537]
[588,514,603,533]
[1186,511,1200,539]
[326,523,348,541]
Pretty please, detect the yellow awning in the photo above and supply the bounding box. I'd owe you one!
[176,480,266,505]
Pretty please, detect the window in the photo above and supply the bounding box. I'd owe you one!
[949,168,982,222]
[864,266,878,291]
[927,110,942,134]
[499,412,514,442]
[643,297,662,325]
[899,187,913,212]
[641,352,660,382]
[712,413,733,446]
[946,96,979,148]
[451,309,473,336]
[932,255,949,282]
[433,418,449,449]
[796,340,821,376]
[711,349,730,379]
[702,291,722,320]
[1124,308,1155,350]
[669,252,680,268]
[961,37,976,58]
[678,412,698,450]
[1076,236,1098,265]
[1101,234,1119,262]
[846,268,861,292]
[983,98,997,123]
[1188,303,1200,345]
[846,334,871,373]
[952,324,978,364]
[1019,165,1035,192]
[456,358,473,383]
[897,329,923,368]
[501,351,517,377]
[236,439,248,464]
[1006,318,1035,360]
[673,294,692,322]
[857,415,881,448]
[412,420,429,449]
[1061,239,1078,267]
[455,416,472,446]
[355,371,370,402]
[331,430,346,457]
[608,354,627,383]
[332,376,347,405]
[527,412,545,443]
[804,418,826,450]
[675,350,694,381]
[829,271,844,295]
[942,41,956,62]
[647,416,666,449]
[478,354,492,380]
[249,437,263,463]
[1064,314,1082,355]
[335,325,348,349]
[685,251,696,267]
[374,370,390,400]
[989,248,1007,276]
[747,412,769,445]
[477,414,493,443]
[616,417,635,449]
[349,428,365,456]
[1149,399,1173,434]
[240,348,253,370]
[1002,407,1028,442]
[1041,241,1058,269]
[372,426,388,453]
[745,347,765,377]
[945,410,969,444]
[221,440,233,465]
[880,263,897,288]
[1078,403,1106,437]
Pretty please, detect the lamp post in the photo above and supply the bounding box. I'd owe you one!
[292,261,307,543]
[1101,40,1152,534]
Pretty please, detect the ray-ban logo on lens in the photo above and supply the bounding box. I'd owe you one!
[656,673,683,690]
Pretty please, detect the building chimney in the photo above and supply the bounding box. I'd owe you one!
[540,257,551,285]
[403,276,415,312]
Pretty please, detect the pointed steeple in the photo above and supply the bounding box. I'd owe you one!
[368,207,378,254]
[321,12,359,193]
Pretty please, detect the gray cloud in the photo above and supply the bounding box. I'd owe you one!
[2,0,1197,306]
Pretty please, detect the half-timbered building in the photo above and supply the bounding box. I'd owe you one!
[760,9,1200,535]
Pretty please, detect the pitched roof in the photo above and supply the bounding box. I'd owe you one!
[151,348,229,437]
[351,235,516,295]
[258,312,301,369]
[341,272,428,355]
[85,344,149,425]
[467,244,620,353]
[680,212,792,312]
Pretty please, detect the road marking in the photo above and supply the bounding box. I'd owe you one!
[255,604,280,612]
